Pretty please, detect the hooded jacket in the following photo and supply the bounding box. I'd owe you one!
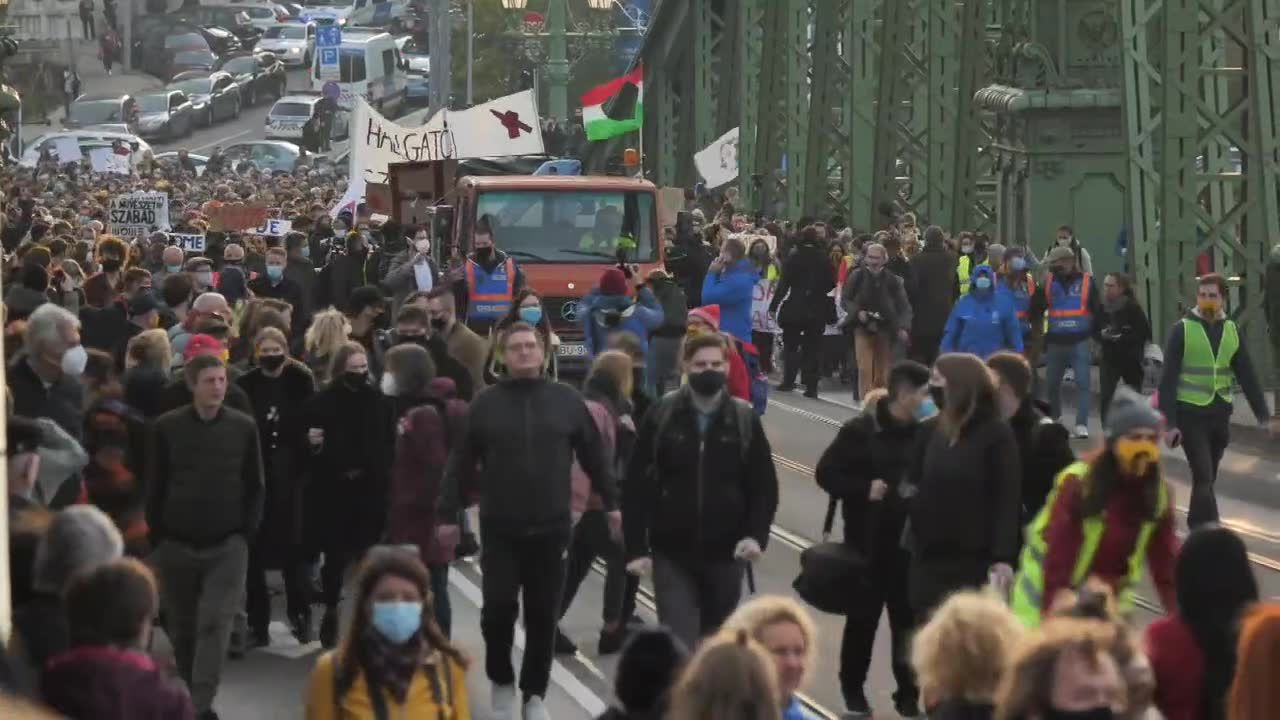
[580,286,665,357]
[940,264,1023,358]
[701,258,759,341]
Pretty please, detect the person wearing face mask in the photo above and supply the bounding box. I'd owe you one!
[249,247,310,340]
[622,332,779,650]
[376,304,474,401]
[1048,225,1093,275]
[987,352,1075,527]
[842,242,913,401]
[413,286,488,393]
[9,303,88,443]
[316,231,381,315]
[237,328,316,649]
[304,342,393,649]
[940,264,1023,358]
[484,288,559,383]
[185,256,217,296]
[151,245,185,288]
[1010,386,1177,628]
[1156,273,1276,528]
[456,214,526,337]
[814,361,933,719]
[383,225,440,316]
[954,231,986,296]
[82,235,128,309]
[303,548,471,720]
[284,231,318,299]
[1029,246,1104,439]
[1000,248,1041,365]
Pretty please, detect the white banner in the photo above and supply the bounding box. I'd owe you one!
[694,126,740,189]
[53,137,81,164]
[109,192,170,237]
[751,277,779,334]
[255,218,292,236]
[89,147,131,175]
[169,233,206,253]
[348,91,544,186]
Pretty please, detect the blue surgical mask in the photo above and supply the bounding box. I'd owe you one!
[916,397,938,420]
[974,276,993,290]
[370,600,422,644]
[301,244,310,258]
[165,263,182,274]
[266,265,284,281]
[1010,257,1026,272]
[518,306,543,324]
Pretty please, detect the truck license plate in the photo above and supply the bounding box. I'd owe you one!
[557,343,587,358]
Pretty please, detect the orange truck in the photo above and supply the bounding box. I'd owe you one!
[423,174,666,376]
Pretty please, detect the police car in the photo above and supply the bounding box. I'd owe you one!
[264,93,348,142]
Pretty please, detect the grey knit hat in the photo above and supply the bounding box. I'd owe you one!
[33,505,124,593]
[1105,385,1163,439]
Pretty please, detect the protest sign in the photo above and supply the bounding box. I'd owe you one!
[751,278,779,334]
[109,192,170,237]
[89,147,131,175]
[694,127,740,189]
[255,218,292,236]
[204,202,270,232]
[169,233,206,253]
[53,137,81,164]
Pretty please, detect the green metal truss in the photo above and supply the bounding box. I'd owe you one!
[1122,0,1280,372]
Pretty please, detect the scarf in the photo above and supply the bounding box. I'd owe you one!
[360,628,425,704]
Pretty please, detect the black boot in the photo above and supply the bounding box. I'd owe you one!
[291,611,313,644]
[319,608,339,649]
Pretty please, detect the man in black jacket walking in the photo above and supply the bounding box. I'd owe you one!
[769,225,834,397]
[906,225,958,366]
[438,322,614,720]
[814,361,930,719]
[623,332,779,649]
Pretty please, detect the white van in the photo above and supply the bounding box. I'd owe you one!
[299,0,407,26]
[310,29,406,113]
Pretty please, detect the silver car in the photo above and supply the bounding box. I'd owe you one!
[135,91,196,141]
[257,22,316,66]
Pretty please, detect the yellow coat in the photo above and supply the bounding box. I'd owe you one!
[304,651,471,720]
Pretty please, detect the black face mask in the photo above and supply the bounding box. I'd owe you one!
[342,371,367,388]
[688,369,726,396]
[475,246,493,261]
[929,385,946,410]
[397,333,428,348]
[100,258,122,273]
[1044,708,1115,720]
[258,354,286,371]
[429,317,448,332]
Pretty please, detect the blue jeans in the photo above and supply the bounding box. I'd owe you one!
[1044,340,1091,427]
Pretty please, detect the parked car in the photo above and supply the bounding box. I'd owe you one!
[169,71,243,126]
[155,151,210,175]
[135,90,196,140]
[222,140,303,173]
[64,93,140,134]
[265,93,348,149]
[217,52,288,106]
[394,35,428,104]
[21,131,154,170]
[224,3,294,31]
[257,22,315,66]
[134,17,242,71]
[170,7,264,49]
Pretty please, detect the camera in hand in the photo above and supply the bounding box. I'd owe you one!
[862,310,884,334]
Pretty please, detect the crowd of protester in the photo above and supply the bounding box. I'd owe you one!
[0,151,1278,720]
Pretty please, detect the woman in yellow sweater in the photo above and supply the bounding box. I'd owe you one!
[304,547,471,720]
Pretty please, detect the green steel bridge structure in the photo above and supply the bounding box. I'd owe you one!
[585,0,1280,375]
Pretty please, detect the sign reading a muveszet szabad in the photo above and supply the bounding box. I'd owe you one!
[109,192,171,238]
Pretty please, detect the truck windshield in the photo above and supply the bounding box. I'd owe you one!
[474,189,656,264]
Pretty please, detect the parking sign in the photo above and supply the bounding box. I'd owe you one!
[318,25,341,80]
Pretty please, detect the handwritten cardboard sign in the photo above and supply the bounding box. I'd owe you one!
[204,202,270,232]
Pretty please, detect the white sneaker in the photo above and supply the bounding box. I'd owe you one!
[523,695,550,720]
[1074,424,1090,439]
[491,684,516,719]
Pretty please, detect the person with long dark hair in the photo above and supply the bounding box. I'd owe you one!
[1145,526,1258,720]
[1009,385,1178,628]
[303,547,470,719]
[484,288,557,382]
[1098,271,1150,424]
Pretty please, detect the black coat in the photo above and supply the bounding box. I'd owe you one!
[238,362,316,564]
[624,388,779,566]
[8,356,84,444]
[305,378,391,552]
[1009,399,1074,523]
[315,249,380,312]
[908,244,959,339]
[770,241,835,328]
[1098,295,1150,371]
[814,398,917,564]
[248,275,311,341]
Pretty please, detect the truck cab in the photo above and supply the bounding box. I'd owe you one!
[447,175,663,375]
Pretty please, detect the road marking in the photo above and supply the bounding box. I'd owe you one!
[191,129,254,152]
[449,563,608,716]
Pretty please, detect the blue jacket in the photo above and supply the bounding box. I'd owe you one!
[580,286,665,357]
[783,697,817,720]
[701,259,760,341]
[940,264,1023,358]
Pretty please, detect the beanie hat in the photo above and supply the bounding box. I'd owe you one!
[613,626,688,713]
[688,304,722,330]
[183,333,225,362]
[33,505,124,593]
[600,267,629,296]
[1105,385,1163,439]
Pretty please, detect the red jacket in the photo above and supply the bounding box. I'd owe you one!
[1040,472,1178,613]
[726,342,751,402]
[1144,614,1203,720]
[386,399,459,566]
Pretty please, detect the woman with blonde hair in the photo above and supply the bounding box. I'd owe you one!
[668,629,780,720]
[906,352,1021,617]
[995,618,1127,720]
[304,308,353,386]
[912,590,1025,719]
[123,328,172,418]
[723,595,820,719]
